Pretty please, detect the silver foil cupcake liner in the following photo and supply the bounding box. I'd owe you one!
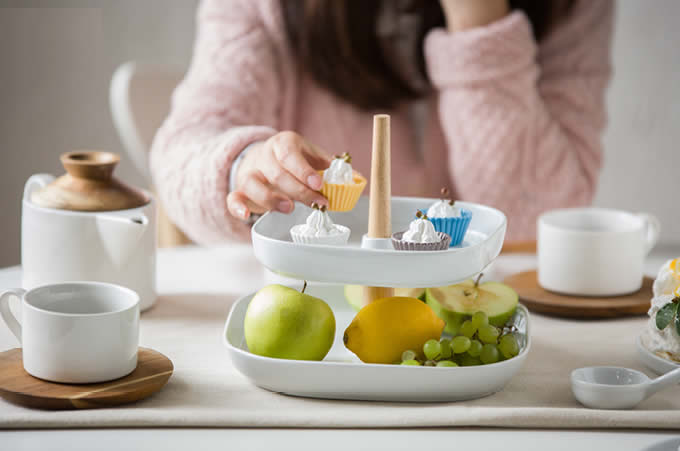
[391,231,451,251]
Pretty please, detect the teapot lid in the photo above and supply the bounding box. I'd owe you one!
[30,151,150,211]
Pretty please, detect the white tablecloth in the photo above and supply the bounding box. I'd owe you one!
[0,245,679,429]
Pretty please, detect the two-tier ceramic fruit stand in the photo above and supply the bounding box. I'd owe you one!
[224,115,530,402]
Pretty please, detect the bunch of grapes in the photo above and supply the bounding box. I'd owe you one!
[400,311,520,367]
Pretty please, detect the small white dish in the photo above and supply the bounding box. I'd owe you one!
[252,197,506,288]
[571,365,680,409]
[223,284,530,402]
[636,334,680,375]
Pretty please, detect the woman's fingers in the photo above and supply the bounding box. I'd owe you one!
[240,171,293,214]
[271,132,324,190]
[304,141,334,170]
[260,154,328,208]
[228,131,337,221]
[226,190,251,220]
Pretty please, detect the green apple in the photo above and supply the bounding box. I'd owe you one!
[244,283,335,361]
[426,278,518,335]
[344,285,426,311]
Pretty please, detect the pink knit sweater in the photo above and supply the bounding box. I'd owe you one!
[150,0,613,243]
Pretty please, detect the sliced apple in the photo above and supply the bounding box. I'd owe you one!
[344,285,425,311]
[426,279,518,334]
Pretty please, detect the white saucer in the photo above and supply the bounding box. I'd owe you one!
[636,334,680,374]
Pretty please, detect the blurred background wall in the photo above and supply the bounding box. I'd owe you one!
[0,0,678,266]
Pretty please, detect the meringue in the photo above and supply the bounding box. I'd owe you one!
[291,207,345,238]
[402,217,440,243]
[653,258,680,297]
[323,155,354,185]
[427,199,461,218]
[641,294,680,361]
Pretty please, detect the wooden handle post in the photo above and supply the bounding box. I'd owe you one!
[367,114,391,238]
[360,114,394,306]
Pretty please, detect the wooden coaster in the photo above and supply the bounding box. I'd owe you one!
[0,347,173,410]
[504,270,653,318]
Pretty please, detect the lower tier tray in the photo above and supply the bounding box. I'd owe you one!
[251,197,507,288]
[223,284,530,402]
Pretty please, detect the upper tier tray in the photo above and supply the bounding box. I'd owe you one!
[252,196,506,287]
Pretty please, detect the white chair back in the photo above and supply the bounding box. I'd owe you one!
[109,61,183,180]
[110,62,190,247]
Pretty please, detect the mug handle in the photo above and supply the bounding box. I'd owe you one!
[0,288,25,344]
[636,213,661,255]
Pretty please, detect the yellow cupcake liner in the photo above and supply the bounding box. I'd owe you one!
[318,171,367,212]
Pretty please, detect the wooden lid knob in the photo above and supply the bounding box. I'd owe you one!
[30,151,149,211]
[60,151,120,181]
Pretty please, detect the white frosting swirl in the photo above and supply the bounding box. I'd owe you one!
[323,158,354,185]
[291,208,344,237]
[426,200,461,218]
[402,218,439,243]
[641,294,680,360]
[653,258,680,297]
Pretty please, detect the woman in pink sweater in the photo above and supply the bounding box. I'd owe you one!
[151,0,613,243]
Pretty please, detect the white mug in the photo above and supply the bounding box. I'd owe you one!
[0,282,139,383]
[538,208,660,297]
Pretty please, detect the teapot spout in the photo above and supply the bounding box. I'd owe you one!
[96,213,149,268]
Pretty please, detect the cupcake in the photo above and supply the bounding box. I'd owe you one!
[425,188,472,247]
[641,257,680,362]
[319,153,366,212]
[392,211,451,251]
[290,202,350,245]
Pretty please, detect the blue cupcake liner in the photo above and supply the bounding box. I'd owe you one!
[426,209,472,247]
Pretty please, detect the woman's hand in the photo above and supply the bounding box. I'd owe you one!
[227,131,332,220]
[439,0,509,32]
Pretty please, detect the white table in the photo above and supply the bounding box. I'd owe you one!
[1,245,679,450]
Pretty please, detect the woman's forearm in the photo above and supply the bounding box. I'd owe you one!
[424,4,613,239]
[440,0,509,32]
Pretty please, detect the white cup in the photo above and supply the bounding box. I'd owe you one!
[538,208,660,297]
[0,282,139,383]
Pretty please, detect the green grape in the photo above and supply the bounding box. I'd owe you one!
[478,324,500,344]
[424,360,436,367]
[451,336,471,354]
[471,311,489,329]
[467,339,483,357]
[459,320,477,338]
[460,354,482,366]
[401,359,421,366]
[436,360,458,367]
[499,335,520,359]
[480,344,500,364]
[401,350,417,362]
[423,339,441,360]
[439,339,452,359]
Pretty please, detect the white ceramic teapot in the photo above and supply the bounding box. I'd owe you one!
[22,151,157,311]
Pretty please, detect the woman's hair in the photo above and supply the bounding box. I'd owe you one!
[281,0,574,111]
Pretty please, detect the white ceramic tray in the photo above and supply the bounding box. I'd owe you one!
[251,197,506,288]
[223,284,530,402]
[636,335,680,374]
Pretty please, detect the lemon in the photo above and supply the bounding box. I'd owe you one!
[343,296,445,364]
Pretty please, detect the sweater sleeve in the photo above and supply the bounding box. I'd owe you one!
[424,1,613,240]
[150,0,279,244]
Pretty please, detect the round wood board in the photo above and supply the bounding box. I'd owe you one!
[504,270,653,318]
[0,347,173,410]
